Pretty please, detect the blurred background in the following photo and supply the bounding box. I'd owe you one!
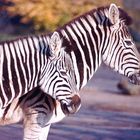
[0,0,140,44]
[0,0,140,140]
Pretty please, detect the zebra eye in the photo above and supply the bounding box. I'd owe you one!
[60,70,68,76]
[124,40,133,46]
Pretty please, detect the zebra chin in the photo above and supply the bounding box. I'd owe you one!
[129,73,140,85]
[60,94,81,115]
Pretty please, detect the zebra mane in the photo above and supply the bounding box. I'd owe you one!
[118,7,132,25]
[0,33,53,57]
[57,5,132,31]
[61,36,76,54]
[57,5,132,54]
[91,6,132,25]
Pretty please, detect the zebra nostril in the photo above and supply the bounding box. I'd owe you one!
[129,74,140,85]
[70,94,81,110]
[60,94,81,115]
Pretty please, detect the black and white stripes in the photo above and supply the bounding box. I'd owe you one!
[0,32,81,116]
[57,4,140,88]
[0,35,48,108]
[0,3,140,140]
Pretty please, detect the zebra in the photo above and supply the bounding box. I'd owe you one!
[0,31,81,121]
[1,3,140,140]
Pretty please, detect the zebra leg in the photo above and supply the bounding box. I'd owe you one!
[22,90,56,140]
[23,111,52,140]
[38,124,51,140]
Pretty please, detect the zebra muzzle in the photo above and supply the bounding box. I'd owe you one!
[129,73,140,85]
[60,94,81,115]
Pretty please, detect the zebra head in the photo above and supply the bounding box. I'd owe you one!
[102,4,140,85]
[40,32,81,115]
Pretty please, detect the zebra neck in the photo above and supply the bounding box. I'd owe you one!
[58,19,103,89]
[56,8,112,89]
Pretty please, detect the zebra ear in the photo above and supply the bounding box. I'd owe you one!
[109,4,120,25]
[49,32,62,57]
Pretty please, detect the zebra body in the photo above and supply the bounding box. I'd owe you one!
[1,3,140,140]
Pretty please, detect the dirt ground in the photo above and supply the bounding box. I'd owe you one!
[0,64,140,140]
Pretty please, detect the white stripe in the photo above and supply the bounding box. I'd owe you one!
[5,43,16,103]
[40,67,56,97]
[96,15,106,69]
[28,37,36,88]
[9,43,22,98]
[61,29,81,90]
[74,21,91,87]
[32,37,41,86]
[43,36,49,54]
[107,31,117,67]
[87,15,101,71]
[18,39,26,63]
[14,41,28,94]
[61,29,70,41]
[71,52,80,90]
[71,23,85,45]
[23,39,31,90]
[66,25,87,88]
[79,18,94,77]
[101,25,110,61]
[39,37,45,73]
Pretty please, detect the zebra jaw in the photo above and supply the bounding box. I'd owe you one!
[129,73,140,85]
[60,94,81,115]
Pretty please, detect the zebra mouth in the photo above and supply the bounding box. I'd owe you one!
[60,95,81,115]
[129,74,140,85]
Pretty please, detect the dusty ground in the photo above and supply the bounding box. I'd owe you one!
[0,64,140,140]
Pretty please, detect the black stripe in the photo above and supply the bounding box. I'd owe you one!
[26,38,34,88]
[65,25,83,87]
[9,43,19,97]
[21,39,30,86]
[2,45,12,102]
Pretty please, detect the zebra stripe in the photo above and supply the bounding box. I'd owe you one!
[0,32,81,114]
